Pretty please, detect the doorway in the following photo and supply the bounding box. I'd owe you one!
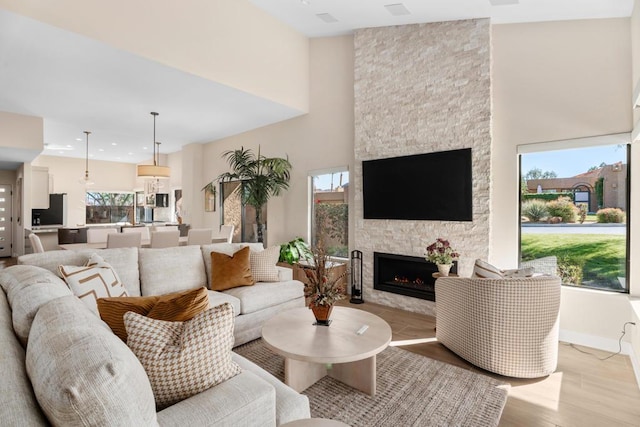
[0,185,12,257]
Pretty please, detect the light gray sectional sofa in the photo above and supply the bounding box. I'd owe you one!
[0,243,310,426]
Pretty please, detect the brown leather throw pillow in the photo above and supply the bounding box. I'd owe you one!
[210,246,255,291]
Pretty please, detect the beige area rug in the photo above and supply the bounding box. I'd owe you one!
[234,339,509,427]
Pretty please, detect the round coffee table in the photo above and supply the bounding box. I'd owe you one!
[261,306,392,396]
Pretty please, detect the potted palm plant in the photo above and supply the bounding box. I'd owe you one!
[216,146,292,243]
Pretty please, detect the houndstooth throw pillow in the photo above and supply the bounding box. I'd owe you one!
[249,245,281,282]
[59,253,128,314]
[123,302,241,410]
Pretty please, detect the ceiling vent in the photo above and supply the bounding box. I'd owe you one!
[384,3,411,16]
[316,13,338,23]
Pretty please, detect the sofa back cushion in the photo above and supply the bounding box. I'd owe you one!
[18,248,141,296]
[139,246,207,296]
[26,295,157,426]
[0,265,73,347]
[0,290,49,426]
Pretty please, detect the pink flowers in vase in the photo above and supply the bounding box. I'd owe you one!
[425,238,459,265]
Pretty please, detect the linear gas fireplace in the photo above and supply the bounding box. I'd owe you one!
[373,252,457,301]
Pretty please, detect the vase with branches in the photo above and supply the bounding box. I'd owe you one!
[303,239,347,325]
[216,146,292,243]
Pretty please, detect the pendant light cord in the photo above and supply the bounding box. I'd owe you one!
[83,131,91,179]
[151,112,159,166]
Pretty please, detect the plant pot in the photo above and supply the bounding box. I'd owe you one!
[437,263,452,277]
[310,303,333,326]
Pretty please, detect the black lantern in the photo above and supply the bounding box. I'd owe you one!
[350,250,364,304]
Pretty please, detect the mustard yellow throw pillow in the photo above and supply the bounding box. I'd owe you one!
[97,287,209,342]
[210,246,254,291]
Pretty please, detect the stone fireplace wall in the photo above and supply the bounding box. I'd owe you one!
[353,19,492,316]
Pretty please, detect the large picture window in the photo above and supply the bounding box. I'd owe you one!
[86,192,134,224]
[519,140,629,293]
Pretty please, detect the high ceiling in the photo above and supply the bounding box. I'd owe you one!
[0,0,634,167]
[249,0,634,38]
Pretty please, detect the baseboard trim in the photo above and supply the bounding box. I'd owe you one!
[559,329,640,389]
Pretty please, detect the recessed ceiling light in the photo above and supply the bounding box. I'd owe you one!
[489,0,519,5]
[316,13,338,23]
[111,142,117,146]
[98,148,105,152]
[300,0,310,5]
[384,3,411,16]
[66,144,73,148]
[75,138,82,141]
[143,147,148,150]
[128,152,133,155]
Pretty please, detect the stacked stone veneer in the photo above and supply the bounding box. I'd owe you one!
[354,19,491,316]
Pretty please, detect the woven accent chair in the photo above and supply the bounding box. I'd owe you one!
[435,275,561,378]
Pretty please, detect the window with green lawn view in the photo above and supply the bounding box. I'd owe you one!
[519,141,629,293]
[86,192,134,224]
[311,169,349,258]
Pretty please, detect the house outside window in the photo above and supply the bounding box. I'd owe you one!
[519,139,629,293]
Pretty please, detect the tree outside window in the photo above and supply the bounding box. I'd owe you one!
[86,192,134,224]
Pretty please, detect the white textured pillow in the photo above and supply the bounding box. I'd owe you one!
[59,253,128,314]
[124,302,241,410]
[472,259,504,279]
[503,267,535,278]
[249,245,280,282]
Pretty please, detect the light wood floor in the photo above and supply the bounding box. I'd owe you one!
[336,300,640,427]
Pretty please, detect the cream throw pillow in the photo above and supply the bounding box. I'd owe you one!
[124,302,241,410]
[472,259,504,279]
[59,253,128,314]
[249,245,280,282]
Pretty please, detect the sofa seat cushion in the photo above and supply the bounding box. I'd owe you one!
[156,370,275,427]
[0,265,73,347]
[139,246,207,296]
[207,290,241,317]
[26,295,157,426]
[232,352,310,425]
[19,248,141,296]
[124,303,241,410]
[223,280,304,315]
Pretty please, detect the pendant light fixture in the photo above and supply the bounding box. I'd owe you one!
[79,131,94,186]
[137,112,171,178]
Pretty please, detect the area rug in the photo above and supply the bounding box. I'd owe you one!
[234,339,509,427]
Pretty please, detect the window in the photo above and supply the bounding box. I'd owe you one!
[310,169,349,258]
[519,140,629,293]
[86,192,134,224]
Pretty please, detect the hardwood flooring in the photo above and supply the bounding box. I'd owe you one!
[336,300,640,427]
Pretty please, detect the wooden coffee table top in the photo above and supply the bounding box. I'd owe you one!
[262,306,392,365]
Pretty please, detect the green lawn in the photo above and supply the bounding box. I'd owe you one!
[521,233,626,290]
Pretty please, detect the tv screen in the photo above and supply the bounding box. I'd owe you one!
[362,148,472,221]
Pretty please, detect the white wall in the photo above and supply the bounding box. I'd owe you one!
[32,155,137,227]
[192,36,354,246]
[492,18,634,346]
[0,0,309,112]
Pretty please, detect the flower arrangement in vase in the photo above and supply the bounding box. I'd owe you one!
[303,241,347,325]
[425,238,459,276]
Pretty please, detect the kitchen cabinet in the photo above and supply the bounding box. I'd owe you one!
[32,166,50,209]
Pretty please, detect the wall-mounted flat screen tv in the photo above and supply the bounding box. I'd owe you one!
[362,148,473,221]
